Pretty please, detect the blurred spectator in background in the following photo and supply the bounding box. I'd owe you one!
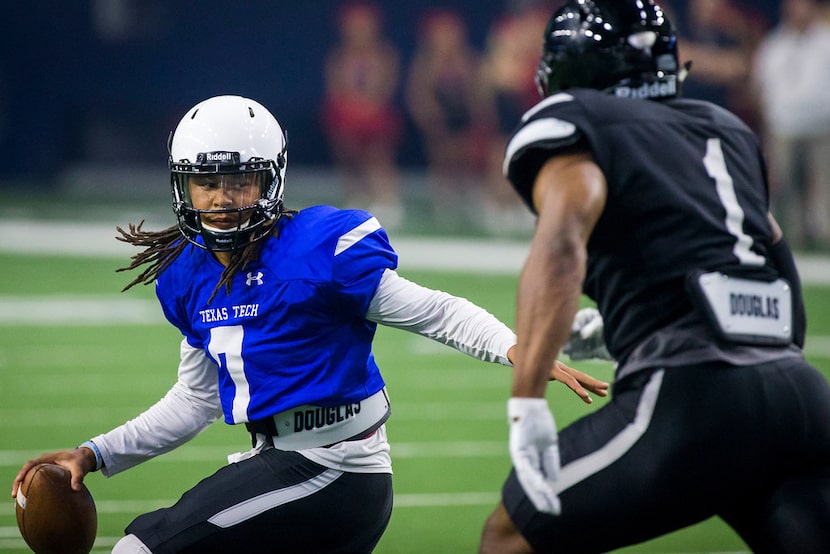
[405,8,493,232]
[477,3,549,234]
[674,0,766,128]
[321,1,404,229]
[752,0,830,251]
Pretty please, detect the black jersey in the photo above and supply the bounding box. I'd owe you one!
[504,89,779,362]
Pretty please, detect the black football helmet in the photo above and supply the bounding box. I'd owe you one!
[535,0,681,100]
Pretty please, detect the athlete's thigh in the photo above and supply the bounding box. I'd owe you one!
[125,448,393,553]
[504,368,738,553]
[720,358,830,553]
[722,468,830,554]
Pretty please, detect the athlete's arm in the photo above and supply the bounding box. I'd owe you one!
[12,341,222,493]
[366,269,608,403]
[507,149,606,515]
[767,212,806,348]
[367,269,515,363]
[90,339,223,476]
[513,150,607,398]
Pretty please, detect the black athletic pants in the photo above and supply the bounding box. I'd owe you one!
[503,357,830,553]
[126,449,392,553]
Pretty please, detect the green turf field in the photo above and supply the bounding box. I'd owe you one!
[1,253,828,553]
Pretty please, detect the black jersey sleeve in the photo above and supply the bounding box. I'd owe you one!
[503,93,588,212]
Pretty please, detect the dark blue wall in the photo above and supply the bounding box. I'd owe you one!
[0,1,508,182]
[0,0,779,183]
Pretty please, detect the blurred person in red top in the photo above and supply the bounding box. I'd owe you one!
[321,1,404,229]
[477,2,552,234]
[405,8,493,231]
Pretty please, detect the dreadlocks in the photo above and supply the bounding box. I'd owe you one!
[116,222,188,290]
[117,209,297,304]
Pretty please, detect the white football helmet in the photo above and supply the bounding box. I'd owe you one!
[169,95,287,251]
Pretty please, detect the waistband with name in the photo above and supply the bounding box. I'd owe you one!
[245,388,390,451]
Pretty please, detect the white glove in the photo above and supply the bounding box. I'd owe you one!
[508,397,562,515]
[562,307,612,361]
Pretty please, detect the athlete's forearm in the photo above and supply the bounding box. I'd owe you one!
[513,237,584,398]
[367,269,516,365]
[513,153,605,398]
[768,237,806,348]
[93,340,222,476]
[92,380,222,476]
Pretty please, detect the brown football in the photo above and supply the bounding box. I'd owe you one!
[15,463,97,554]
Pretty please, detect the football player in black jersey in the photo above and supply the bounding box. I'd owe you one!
[480,1,830,552]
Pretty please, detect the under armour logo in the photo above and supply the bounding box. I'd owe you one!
[246,271,264,286]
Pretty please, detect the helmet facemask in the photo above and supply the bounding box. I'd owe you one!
[171,141,287,252]
[167,95,289,253]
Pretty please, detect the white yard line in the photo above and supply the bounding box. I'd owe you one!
[1,220,828,282]
[0,492,503,519]
[0,441,508,467]
[0,295,162,325]
[2,293,829,358]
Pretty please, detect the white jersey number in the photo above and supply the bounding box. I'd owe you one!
[702,138,765,266]
[209,325,250,423]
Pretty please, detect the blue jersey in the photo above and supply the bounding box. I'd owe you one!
[155,206,398,424]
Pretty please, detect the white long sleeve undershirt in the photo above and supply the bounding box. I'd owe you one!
[366,269,516,365]
[94,339,223,476]
[92,269,516,475]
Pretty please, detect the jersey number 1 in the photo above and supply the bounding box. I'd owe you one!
[702,138,765,266]
[209,325,250,423]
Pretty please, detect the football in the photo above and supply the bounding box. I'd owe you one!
[15,463,97,554]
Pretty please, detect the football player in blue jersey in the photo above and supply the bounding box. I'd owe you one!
[479,1,830,553]
[12,94,609,553]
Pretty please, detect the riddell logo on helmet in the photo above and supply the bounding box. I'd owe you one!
[614,79,677,99]
[197,151,240,164]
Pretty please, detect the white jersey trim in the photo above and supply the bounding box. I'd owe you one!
[207,468,343,528]
[335,216,381,256]
[521,92,574,123]
[503,117,578,177]
[555,369,664,493]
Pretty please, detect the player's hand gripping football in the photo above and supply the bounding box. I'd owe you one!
[562,307,613,361]
[12,448,95,499]
[508,397,562,515]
